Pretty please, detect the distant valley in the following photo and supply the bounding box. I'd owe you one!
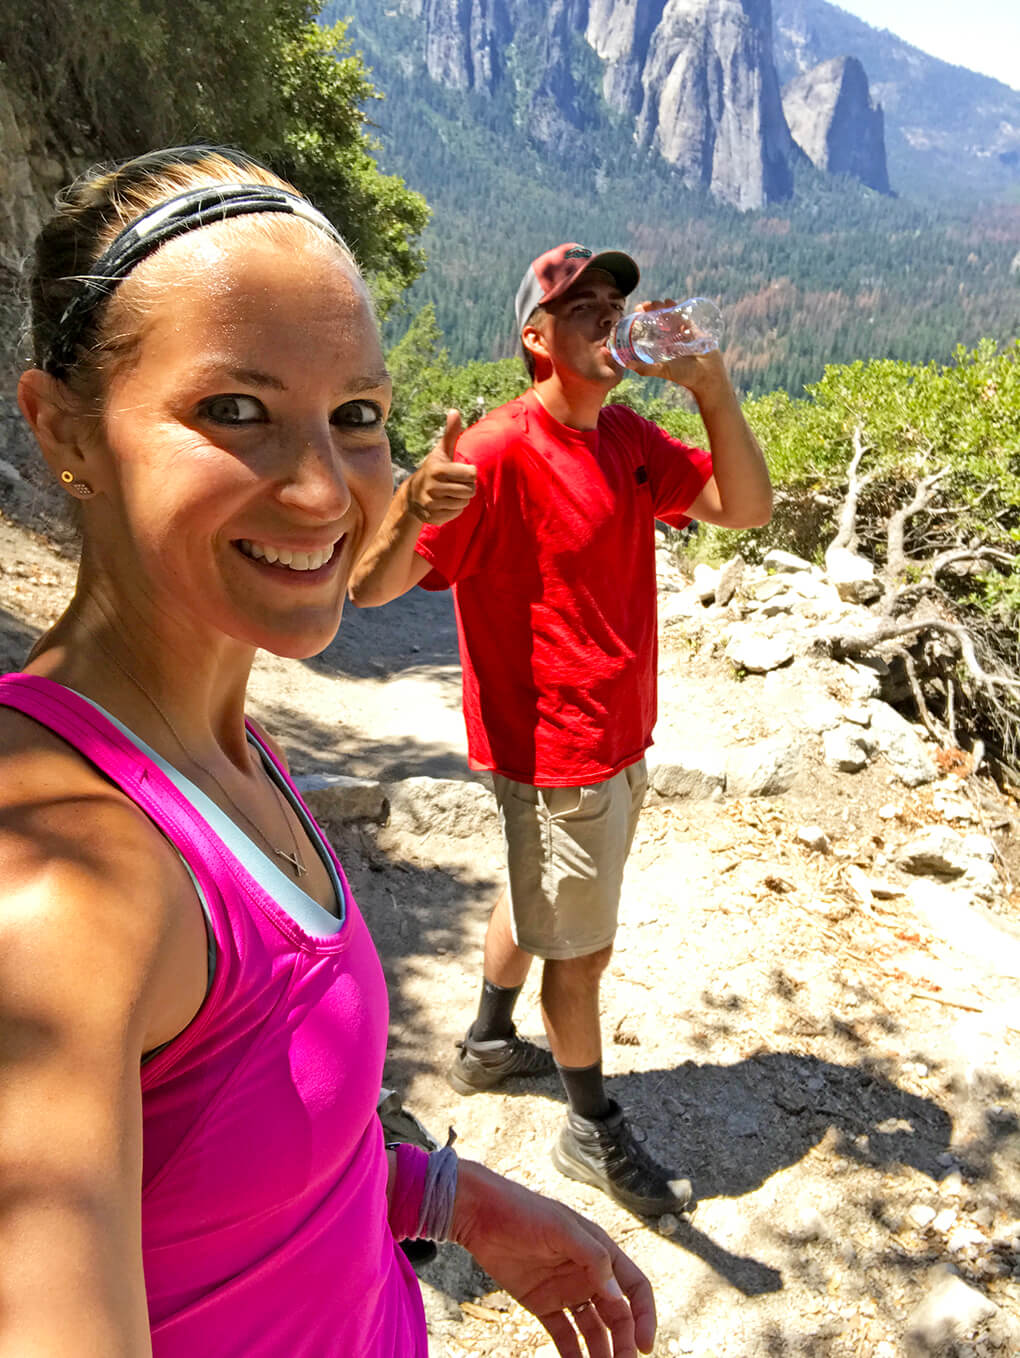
[326,0,1020,395]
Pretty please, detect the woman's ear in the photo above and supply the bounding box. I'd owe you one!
[17,368,99,491]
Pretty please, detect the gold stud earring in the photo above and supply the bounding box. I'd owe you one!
[60,470,94,497]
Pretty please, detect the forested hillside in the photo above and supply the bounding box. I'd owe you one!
[329,1,1019,397]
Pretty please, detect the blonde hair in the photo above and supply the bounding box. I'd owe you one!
[27,145,357,391]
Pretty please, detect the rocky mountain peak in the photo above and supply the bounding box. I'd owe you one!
[588,0,804,209]
[782,55,890,193]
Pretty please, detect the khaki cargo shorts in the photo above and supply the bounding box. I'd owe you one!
[491,759,648,960]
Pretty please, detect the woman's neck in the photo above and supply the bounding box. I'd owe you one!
[27,587,256,773]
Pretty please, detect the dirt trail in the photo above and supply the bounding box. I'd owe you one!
[1,510,1018,1356]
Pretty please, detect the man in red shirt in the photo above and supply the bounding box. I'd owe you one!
[352,244,772,1217]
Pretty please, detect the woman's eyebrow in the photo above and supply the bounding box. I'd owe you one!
[210,366,391,393]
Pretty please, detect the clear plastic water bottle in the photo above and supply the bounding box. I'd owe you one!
[608,297,723,368]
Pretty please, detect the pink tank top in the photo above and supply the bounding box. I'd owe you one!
[0,674,428,1357]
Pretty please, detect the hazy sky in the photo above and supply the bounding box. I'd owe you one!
[833,0,1019,90]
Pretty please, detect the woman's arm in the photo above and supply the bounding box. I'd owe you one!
[0,733,206,1356]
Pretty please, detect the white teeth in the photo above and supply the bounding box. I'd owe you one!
[239,540,334,571]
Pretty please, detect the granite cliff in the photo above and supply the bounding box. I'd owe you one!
[782,55,890,193]
[382,0,808,209]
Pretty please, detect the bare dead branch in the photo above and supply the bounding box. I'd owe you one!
[927,546,1016,581]
[884,466,951,591]
[902,649,949,743]
[827,618,1020,694]
[829,425,872,552]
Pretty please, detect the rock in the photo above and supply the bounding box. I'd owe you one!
[823,544,883,603]
[658,1213,680,1237]
[947,1224,987,1254]
[757,596,795,618]
[726,733,802,797]
[659,591,703,625]
[749,575,790,601]
[649,748,727,800]
[904,1264,998,1355]
[587,0,802,210]
[795,824,830,852]
[763,548,814,574]
[868,877,903,899]
[294,773,387,823]
[843,864,874,905]
[842,703,872,726]
[867,701,938,786]
[797,696,843,734]
[386,777,496,839]
[842,660,884,699]
[782,56,891,194]
[932,1207,959,1233]
[909,1204,937,1229]
[878,803,901,820]
[823,724,875,772]
[960,833,996,862]
[786,1205,827,1242]
[715,554,745,605]
[940,1171,965,1199]
[725,631,795,673]
[692,561,720,603]
[898,827,971,878]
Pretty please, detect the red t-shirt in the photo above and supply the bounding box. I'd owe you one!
[415,388,712,785]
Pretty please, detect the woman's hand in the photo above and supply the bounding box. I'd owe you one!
[450,1160,657,1357]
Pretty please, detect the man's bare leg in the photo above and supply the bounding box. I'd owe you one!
[540,947,611,1069]
[482,888,533,990]
[447,890,554,1093]
[541,947,613,1119]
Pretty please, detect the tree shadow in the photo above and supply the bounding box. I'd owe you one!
[306,590,460,682]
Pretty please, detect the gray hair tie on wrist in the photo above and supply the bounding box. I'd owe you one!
[415,1127,459,1242]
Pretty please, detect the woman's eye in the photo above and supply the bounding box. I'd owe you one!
[333,399,385,429]
[201,394,265,425]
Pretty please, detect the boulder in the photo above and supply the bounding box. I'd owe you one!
[294,773,387,823]
[725,631,795,673]
[386,777,496,840]
[823,725,875,772]
[904,1264,998,1356]
[649,748,727,800]
[823,545,883,604]
[898,826,970,878]
[726,733,802,796]
[692,562,719,603]
[867,701,937,786]
[763,548,814,575]
[715,554,745,606]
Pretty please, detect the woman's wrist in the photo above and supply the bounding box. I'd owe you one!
[448,1157,496,1251]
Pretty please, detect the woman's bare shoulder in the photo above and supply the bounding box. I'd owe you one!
[0,704,205,1037]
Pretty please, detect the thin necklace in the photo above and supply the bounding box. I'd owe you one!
[67,611,308,878]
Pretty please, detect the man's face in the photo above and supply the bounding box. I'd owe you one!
[529,268,627,388]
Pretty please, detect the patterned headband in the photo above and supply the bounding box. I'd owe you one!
[44,183,351,378]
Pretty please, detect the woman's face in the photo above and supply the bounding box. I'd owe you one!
[85,220,393,659]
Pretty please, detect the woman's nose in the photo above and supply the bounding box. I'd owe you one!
[276,433,352,520]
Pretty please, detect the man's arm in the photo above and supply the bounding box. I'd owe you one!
[630,305,772,529]
[351,410,477,607]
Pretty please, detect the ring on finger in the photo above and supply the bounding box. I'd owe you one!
[572,1301,593,1315]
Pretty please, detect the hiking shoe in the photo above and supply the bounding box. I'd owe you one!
[551,1099,694,1217]
[446,1024,556,1095]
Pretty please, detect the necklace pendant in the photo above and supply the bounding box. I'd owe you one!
[276,848,308,876]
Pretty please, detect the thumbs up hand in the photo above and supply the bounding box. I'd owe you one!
[405,410,478,525]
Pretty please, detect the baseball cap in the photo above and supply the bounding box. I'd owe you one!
[514,243,640,334]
